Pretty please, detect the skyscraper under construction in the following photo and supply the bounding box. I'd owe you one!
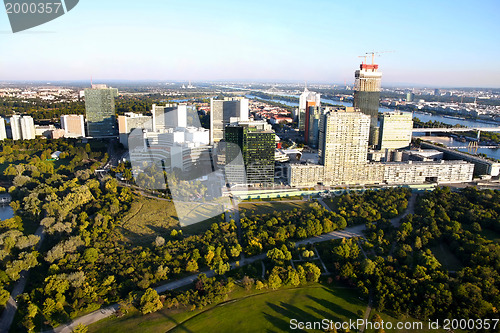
[353,60,382,146]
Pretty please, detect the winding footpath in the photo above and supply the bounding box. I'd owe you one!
[0,224,46,333]
[45,194,417,333]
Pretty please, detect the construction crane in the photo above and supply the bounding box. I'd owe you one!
[358,55,368,64]
[365,50,395,64]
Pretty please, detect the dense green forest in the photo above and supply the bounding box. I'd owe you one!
[0,136,498,331]
[320,187,500,321]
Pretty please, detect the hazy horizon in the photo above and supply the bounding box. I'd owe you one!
[1,0,499,87]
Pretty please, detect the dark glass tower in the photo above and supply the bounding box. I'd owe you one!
[85,85,119,137]
[225,124,275,185]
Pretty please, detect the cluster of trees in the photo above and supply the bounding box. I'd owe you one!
[0,140,109,315]
[0,97,85,120]
[334,188,411,224]
[0,139,112,331]
[241,188,409,256]
[0,136,418,331]
[326,187,500,321]
[266,262,321,290]
[241,202,347,256]
[16,194,241,330]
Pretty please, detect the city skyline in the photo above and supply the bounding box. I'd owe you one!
[0,0,499,87]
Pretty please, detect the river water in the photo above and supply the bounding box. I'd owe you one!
[247,94,500,160]
[0,205,14,221]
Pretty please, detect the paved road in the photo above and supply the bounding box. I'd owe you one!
[50,305,120,333]
[296,224,366,247]
[45,195,417,333]
[0,224,45,333]
[390,193,417,228]
[46,222,368,332]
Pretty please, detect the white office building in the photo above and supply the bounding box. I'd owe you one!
[61,115,85,138]
[210,97,249,144]
[378,111,413,150]
[10,115,35,140]
[0,118,6,141]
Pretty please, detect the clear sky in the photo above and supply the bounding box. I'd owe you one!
[1,0,499,87]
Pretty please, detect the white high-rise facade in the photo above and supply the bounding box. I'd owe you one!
[61,115,85,138]
[10,115,22,140]
[152,103,189,131]
[319,107,370,167]
[0,118,6,141]
[210,97,249,144]
[20,116,35,140]
[378,111,413,150]
[10,115,35,140]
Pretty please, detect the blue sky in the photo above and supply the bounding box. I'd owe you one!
[1,0,499,87]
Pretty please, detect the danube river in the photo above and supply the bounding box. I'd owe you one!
[0,205,14,221]
[247,94,500,160]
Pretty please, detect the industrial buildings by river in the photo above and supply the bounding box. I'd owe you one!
[247,94,500,161]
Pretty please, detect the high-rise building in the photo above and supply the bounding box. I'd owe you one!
[378,111,413,150]
[353,62,382,146]
[10,115,22,140]
[298,87,321,132]
[225,122,275,185]
[84,85,119,137]
[406,92,415,102]
[0,118,6,141]
[319,107,370,167]
[10,115,35,140]
[20,116,35,140]
[61,115,85,138]
[118,113,153,148]
[306,105,322,148]
[319,107,370,183]
[210,97,249,144]
[152,103,188,130]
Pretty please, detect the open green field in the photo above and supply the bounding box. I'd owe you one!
[481,228,500,243]
[119,196,226,241]
[89,283,367,333]
[430,242,463,271]
[182,214,224,235]
[119,197,179,243]
[241,196,304,202]
[171,285,365,333]
[239,201,310,217]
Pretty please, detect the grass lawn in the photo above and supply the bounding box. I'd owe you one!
[481,228,500,243]
[119,197,179,244]
[430,242,463,272]
[322,198,338,211]
[182,214,224,235]
[239,201,310,217]
[241,196,303,202]
[171,285,365,333]
[89,283,367,333]
[119,196,226,242]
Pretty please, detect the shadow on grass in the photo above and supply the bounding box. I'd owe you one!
[263,312,299,333]
[264,301,322,332]
[307,294,360,320]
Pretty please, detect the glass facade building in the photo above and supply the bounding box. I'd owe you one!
[85,85,119,137]
[225,125,275,185]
